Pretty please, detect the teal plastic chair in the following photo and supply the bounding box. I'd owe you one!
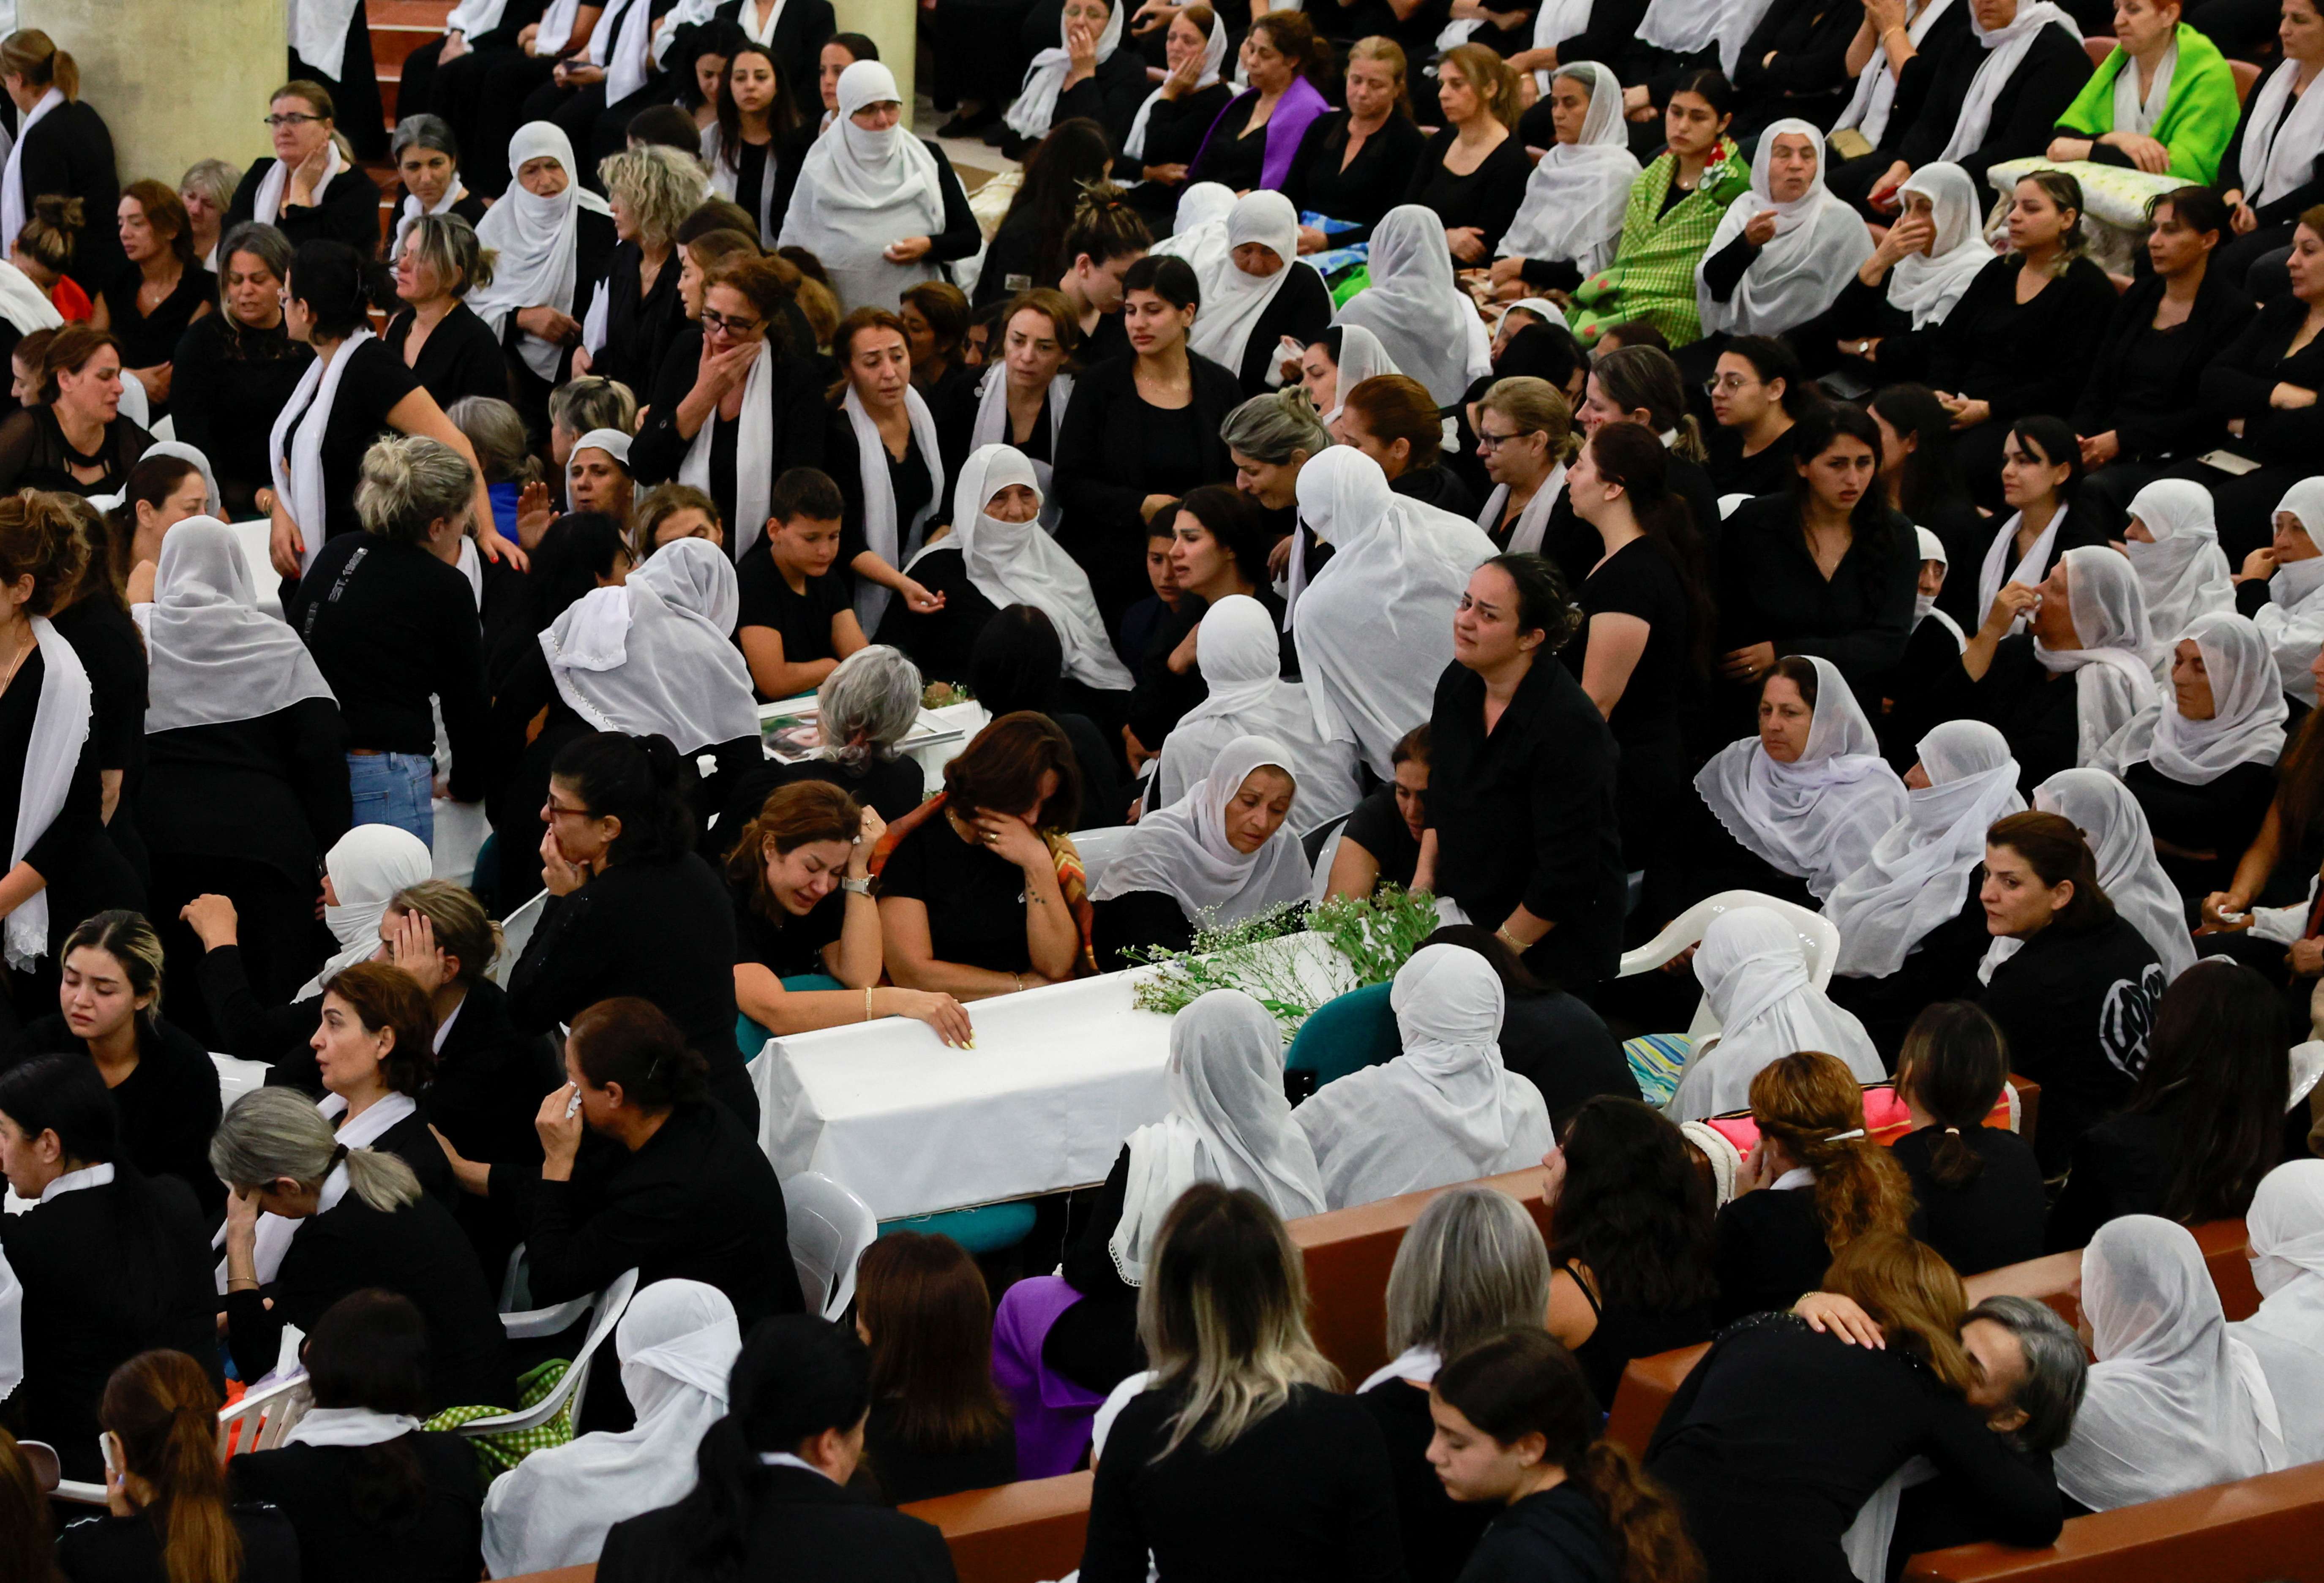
[1284,981,1401,1091]
[738,975,848,1060]
[877,1202,1039,1255]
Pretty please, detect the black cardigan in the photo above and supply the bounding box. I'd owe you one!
[1716,494,1920,695]
[226,158,385,256]
[2219,74,2324,226]
[383,300,515,410]
[1978,912,2165,1173]
[20,100,123,281]
[2069,269,2255,462]
[2201,292,2324,466]
[2,1015,226,1219]
[1279,112,1429,250]
[1885,254,2118,427]
[229,1433,486,1583]
[1896,24,2092,207]
[1401,129,1533,260]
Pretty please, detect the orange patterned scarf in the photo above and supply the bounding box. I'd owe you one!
[870,793,1096,977]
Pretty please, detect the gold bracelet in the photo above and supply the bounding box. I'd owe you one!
[1014,973,1025,992]
[865,987,873,1023]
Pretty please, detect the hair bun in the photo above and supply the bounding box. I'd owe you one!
[635,732,683,786]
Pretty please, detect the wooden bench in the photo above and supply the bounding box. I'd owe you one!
[900,1471,1096,1583]
[1603,1342,1710,1457]
[1964,1218,2256,1334]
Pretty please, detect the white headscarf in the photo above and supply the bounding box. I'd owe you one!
[143,519,336,736]
[1189,191,1308,375]
[0,258,59,340]
[840,380,944,631]
[1334,206,1492,406]
[1825,719,2025,978]
[1109,989,1328,1283]
[1292,447,1497,779]
[2103,610,2285,788]
[2057,1216,2287,1512]
[2240,56,2324,207]
[1497,64,1639,277]
[142,441,223,520]
[1151,594,1362,833]
[1940,0,2081,162]
[1088,735,1313,923]
[1694,656,1908,901]
[1975,501,2070,635]
[679,330,777,559]
[1125,8,1227,162]
[2032,545,2160,769]
[1979,769,2196,986]
[1915,525,1967,648]
[542,538,759,754]
[1320,323,1397,427]
[481,1281,742,1576]
[948,444,1131,691]
[2259,480,2324,703]
[1697,120,1872,339]
[268,328,377,573]
[780,62,946,311]
[0,88,61,255]
[3,617,88,970]
[1293,945,1556,1211]
[968,357,1074,532]
[1003,0,1127,141]
[2231,1160,2324,1465]
[471,123,612,382]
[296,826,433,999]
[1151,183,1237,278]
[1885,163,1992,330]
[1835,0,1958,144]
[2123,480,2234,643]
[1669,907,1886,1122]
[1521,0,1597,93]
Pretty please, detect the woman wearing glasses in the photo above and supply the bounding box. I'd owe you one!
[224,80,385,256]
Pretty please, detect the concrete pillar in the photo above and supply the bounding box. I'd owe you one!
[22,0,284,185]
[832,0,917,113]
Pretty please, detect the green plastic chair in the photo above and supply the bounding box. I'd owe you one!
[1284,982,1401,1091]
[738,975,848,1060]
[877,1202,1039,1255]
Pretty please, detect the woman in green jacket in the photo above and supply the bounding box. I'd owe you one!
[2046,0,2239,183]
[1567,70,1753,348]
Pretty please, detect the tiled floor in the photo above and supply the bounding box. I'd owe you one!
[915,93,1017,195]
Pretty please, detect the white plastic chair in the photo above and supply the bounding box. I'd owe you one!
[430,797,489,885]
[453,1267,640,1443]
[1067,826,1137,895]
[491,890,550,988]
[20,1440,105,1507]
[783,1171,878,1321]
[225,519,282,618]
[1307,825,1347,906]
[497,1242,599,1336]
[1618,889,1841,1043]
[211,1052,270,1109]
[218,1372,314,1458]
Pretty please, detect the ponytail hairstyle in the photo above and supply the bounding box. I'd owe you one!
[568,996,711,1112]
[0,1055,179,1333]
[1339,373,1445,470]
[1478,376,1579,467]
[999,122,1118,285]
[1669,67,1735,123]
[305,1291,433,1528]
[726,779,863,924]
[1440,43,1522,129]
[1588,345,1705,462]
[1823,1232,1978,1395]
[109,450,207,589]
[1249,9,1331,88]
[1582,420,1715,678]
[122,179,199,274]
[208,1087,424,1212]
[1747,1051,1916,1256]
[387,879,502,987]
[1985,809,2113,932]
[100,1351,240,1583]
[14,194,82,275]
[1894,1001,2009,1189]
[1480,550,1584,655]
[1347,36,1413,119]
[548,730,697,863]
[1,30,79,99]
[60,909,167,1025]
[1061,180,1153,270]
[2010,169,2087,273]
[1433,1330,1705,1583]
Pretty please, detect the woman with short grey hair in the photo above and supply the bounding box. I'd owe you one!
[1220,387,1330,519]
[178,157,241,270]
[714,644,929,839]
[1961,1295,2089,1454]
[385,213,511,411]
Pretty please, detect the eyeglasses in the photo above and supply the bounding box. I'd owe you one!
[1475,428,1539,453]
[1703,374,1759,395]
[544,799,595,822]
[701,307,764,338]
[263,112,325,128]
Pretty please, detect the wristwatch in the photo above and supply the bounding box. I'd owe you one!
[840,876,873,896]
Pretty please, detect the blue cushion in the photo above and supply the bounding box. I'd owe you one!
[878,1202,1038,1255]
[737,976,848,1059]
[1284,981,1400,1089]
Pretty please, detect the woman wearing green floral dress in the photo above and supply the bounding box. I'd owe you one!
[1567,71,1751,348]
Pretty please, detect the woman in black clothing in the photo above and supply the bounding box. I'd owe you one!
[386,113,489,264]
[1648,1232,2065,1583]
[1889,1001,2047,1275]
[1187,193,1335,398]
[2046,958,2288,1249]
[1079,1182,1402,1583]
[92,181,212,420]
[1977,810,2166,1174]
[447,996,806,1326]
[1281,38,1427,253]
[1704,335,1803,500]
[1549,346,1724,594]
[1124,484,1277,763]
[1053,254,1243,624]
[384,215,512,411]
[976,121,1114,311]
[2194,209,2324,559]
[2073,186,2255,537]
[2214,0,2324,291]
[275,959,458,1204]
[934,287,1080,504]
[582,144,698,395]
[172,222,313,518]
[1186,12,1336,194]
[2120,612,2286,899]
[855,1232,1019,1504]
[1405,46,1533,266]
[510,731,761,1127]
[223,81,388,256]
[48,501,146,889]
[1326,723,1429,898]
[713,644,932,843]
[1870,381,1982,573]
[61,1351,300,1583]
[1717,402,1918,706]
[971,608,1126,829]
[1121,8,1237,229]
[1358,1186,1551,1583]
[0,324,150,497]
[0,33,123,283]
[704,44,804,245]
[214,1087,515,1411]
[1729,0,1864,134]
[230,1291,487,1583]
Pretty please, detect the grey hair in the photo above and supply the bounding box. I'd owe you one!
[178,157,241,213]
[209,1088,421,1213]
[391,112,458,163]
[819,645,922,766]
[1383,1186,1552,1359]
[356,434,477,543]
[548,375,638,439]
[446,395,539,486]
[1962,1296,2088,1453]
[405,213,494,297]
[216,221,292,295]
[1220,387,1330,465]
[599,142,705,248]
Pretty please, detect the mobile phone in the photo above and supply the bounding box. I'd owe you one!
[99,1431,123,1485]
[565,1087,583,1120]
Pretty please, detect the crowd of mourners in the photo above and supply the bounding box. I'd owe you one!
[0,0,2322,1574]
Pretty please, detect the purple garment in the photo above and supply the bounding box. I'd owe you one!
[1190,76,1331,193]
[991,1274,1109,1479]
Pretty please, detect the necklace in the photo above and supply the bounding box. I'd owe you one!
[0,622,34,695]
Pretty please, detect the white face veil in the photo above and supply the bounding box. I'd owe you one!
[1087,734,1312,923]
[1670,906,1886,1121]
[780,61,946,310]
[2123,478,2235,643]
[1884,162,1993,330]
[298,825,434,999]
[2033,545,2160,769]
[1696,119,1874,339]
[1497,63,1639,275]
[947,444,1132,692]
[2235,1160,2324,1462]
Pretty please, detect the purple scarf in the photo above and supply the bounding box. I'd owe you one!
[1191,75,1330,193]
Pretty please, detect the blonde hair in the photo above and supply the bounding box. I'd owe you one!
[355,434,477,543]
[1440,43,1521,131]
[1347,36,1412,118]
[600,143,705,249]
[1479,376,1580,465]
[387,879,502,985]
[1,30,77,99]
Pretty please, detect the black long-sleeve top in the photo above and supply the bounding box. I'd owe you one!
[290,532,489,794]
[1732,0,1863,126]
[2069,270,2253,461]
[1838,1,1974,158]
[1717,494,1919,695]
[419,975,561,1169]
[1280,112,1429,250]
[230,1433,486,1583]
[1051,50,1157,152]
[196,944,323,1064]
[1711,1185,1832,1325]
[1454,1483,1620,1583]
[710,0,837,117]
[1081,1383,1407,1583]
[1891,1122,2049,1275]
[1125,81,1238,217]
[1895,25,2092,208]
[1884,254,2117,426]
[2,1013,225,1218]
[99,264,215,375]
[1425,654,1626,988]
[1978,910,2163,1173]
[50,594,147,879]
[1534,0,1658,84]
[1646,1314,2064,1583]
[384,300,516,410]
[21,101,124,281]
[486,1097,807,1322]
[142,699,351,887]
[1224,263,1335,395]
[2219,73,2324,225]
[630,325,829,531]
[169,313,314,516]
[1402,129,1533,260]
[2124,756,2275,898]
[0,645,139,951]
[2201,293,2324,466]
[225,158,385,256]
[0,405,151,496]
[589,240,693,395]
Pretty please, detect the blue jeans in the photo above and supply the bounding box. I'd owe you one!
[346,752,435,846]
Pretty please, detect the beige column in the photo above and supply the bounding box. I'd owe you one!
[21,0,285,185]
[832,0,917,112]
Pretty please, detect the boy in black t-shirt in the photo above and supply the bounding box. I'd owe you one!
[735,467,870,701]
